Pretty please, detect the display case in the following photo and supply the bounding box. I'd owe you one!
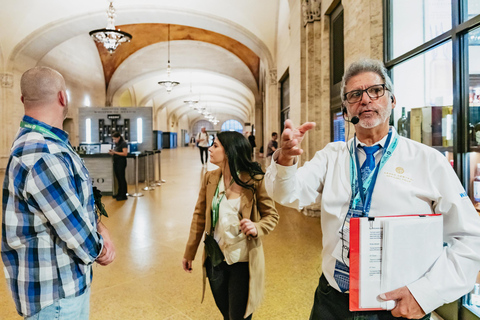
[462,25,480,318]
[384,1,480,318]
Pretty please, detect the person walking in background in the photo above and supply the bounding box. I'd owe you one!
[248,131,256,158]
[265,59,480,319]
[183,131,279,320]
[2,66,115,319]
[190,135,196,148]
[109,131,128,201]
[197,126,209,167]
[266,132,278,159]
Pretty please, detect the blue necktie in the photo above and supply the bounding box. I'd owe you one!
[333,145,382,292]
[360,145,381,182]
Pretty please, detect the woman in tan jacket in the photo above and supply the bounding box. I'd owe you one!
[182,131,279,320]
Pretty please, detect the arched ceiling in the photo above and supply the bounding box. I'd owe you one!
[94,23,260,89]
[1,1,279,127]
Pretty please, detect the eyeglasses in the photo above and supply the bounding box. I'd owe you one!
[344,84,389,104]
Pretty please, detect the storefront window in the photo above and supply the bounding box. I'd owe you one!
[392,41,453,160]
[391,0,451,59]
[466,0,480,22]
[387,0,480,318]
[464,26,480,317]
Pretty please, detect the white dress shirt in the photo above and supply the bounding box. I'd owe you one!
[213,178,248,264]
[265,128,480,313]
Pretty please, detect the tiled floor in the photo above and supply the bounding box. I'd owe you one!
[0,147,323,319]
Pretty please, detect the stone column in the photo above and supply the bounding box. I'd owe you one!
[301,0,327,164]
[264,68,278,158]
[1,72,13,169]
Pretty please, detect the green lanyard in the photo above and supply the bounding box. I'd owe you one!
[211,177,234,231]
[20,120,75,154]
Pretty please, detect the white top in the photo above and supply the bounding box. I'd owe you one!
[265,128,480,314]
[197,132,210,147]
[213,179,248,264]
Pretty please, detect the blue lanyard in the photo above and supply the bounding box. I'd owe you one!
[349,129,398,215]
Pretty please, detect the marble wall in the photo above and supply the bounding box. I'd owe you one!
[273,0,384,163]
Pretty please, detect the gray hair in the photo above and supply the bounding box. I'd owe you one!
[340,59,394,101]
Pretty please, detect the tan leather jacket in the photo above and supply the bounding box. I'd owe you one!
[183,168,279,317]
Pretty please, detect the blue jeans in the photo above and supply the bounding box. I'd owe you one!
[25,287,91,320]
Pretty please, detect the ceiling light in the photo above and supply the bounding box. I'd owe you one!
[158,24,180,93]
[89,1,132,54]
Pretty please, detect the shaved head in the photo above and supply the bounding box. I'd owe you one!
[21,66,66,105]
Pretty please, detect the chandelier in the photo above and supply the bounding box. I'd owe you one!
[89,1,132,54]
[185,78,199,108]
[158,24,180,93]
[202,107,219,125]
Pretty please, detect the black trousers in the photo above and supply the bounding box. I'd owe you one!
[113,159,127,198]
[199,146,209,164]
[205,258,252,320]
[309,274,431,320]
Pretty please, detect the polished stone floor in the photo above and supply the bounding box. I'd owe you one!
[0,147,324,319]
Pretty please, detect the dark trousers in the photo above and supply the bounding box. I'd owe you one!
[205,258,252,320]
[199,146,209,164]
[113,159,127,198]
[309,274,431,320]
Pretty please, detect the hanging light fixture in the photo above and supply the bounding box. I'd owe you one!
[158,24,180,93]
[89,1,132,54]
[184,74,199,107]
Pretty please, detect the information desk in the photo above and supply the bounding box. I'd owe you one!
[81,152,153,196]
[80,154,114,195]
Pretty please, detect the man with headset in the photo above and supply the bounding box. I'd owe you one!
[265,58,480,319]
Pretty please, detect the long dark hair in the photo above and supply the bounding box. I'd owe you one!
[216,131,264,192]
[111,131,124,144]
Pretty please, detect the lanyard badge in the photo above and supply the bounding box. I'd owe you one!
[333,129,399,266]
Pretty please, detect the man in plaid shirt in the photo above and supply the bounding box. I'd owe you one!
[2,66,115,319]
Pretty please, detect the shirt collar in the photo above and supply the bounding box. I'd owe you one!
[355,126,393,149]
[22,115,69,143]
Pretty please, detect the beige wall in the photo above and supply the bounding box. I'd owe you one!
[0,0,384,170]
[0,35,105,168]
[272,0,384,163]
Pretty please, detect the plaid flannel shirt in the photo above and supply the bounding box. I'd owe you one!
[2,115,103,317]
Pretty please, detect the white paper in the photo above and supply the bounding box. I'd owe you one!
[359,219,383,308]
[381,215,443,293]
[356,215,443,310]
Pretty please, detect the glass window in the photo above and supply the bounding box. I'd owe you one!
[468,27,480,150]
[466,0,480,22]
[390,0,451,59]
[280,74,290,133]
[392,41,453,156]
[221,119,243,133]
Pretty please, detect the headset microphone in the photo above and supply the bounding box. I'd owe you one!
[342,104,359,124]
[349,116,359,125]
